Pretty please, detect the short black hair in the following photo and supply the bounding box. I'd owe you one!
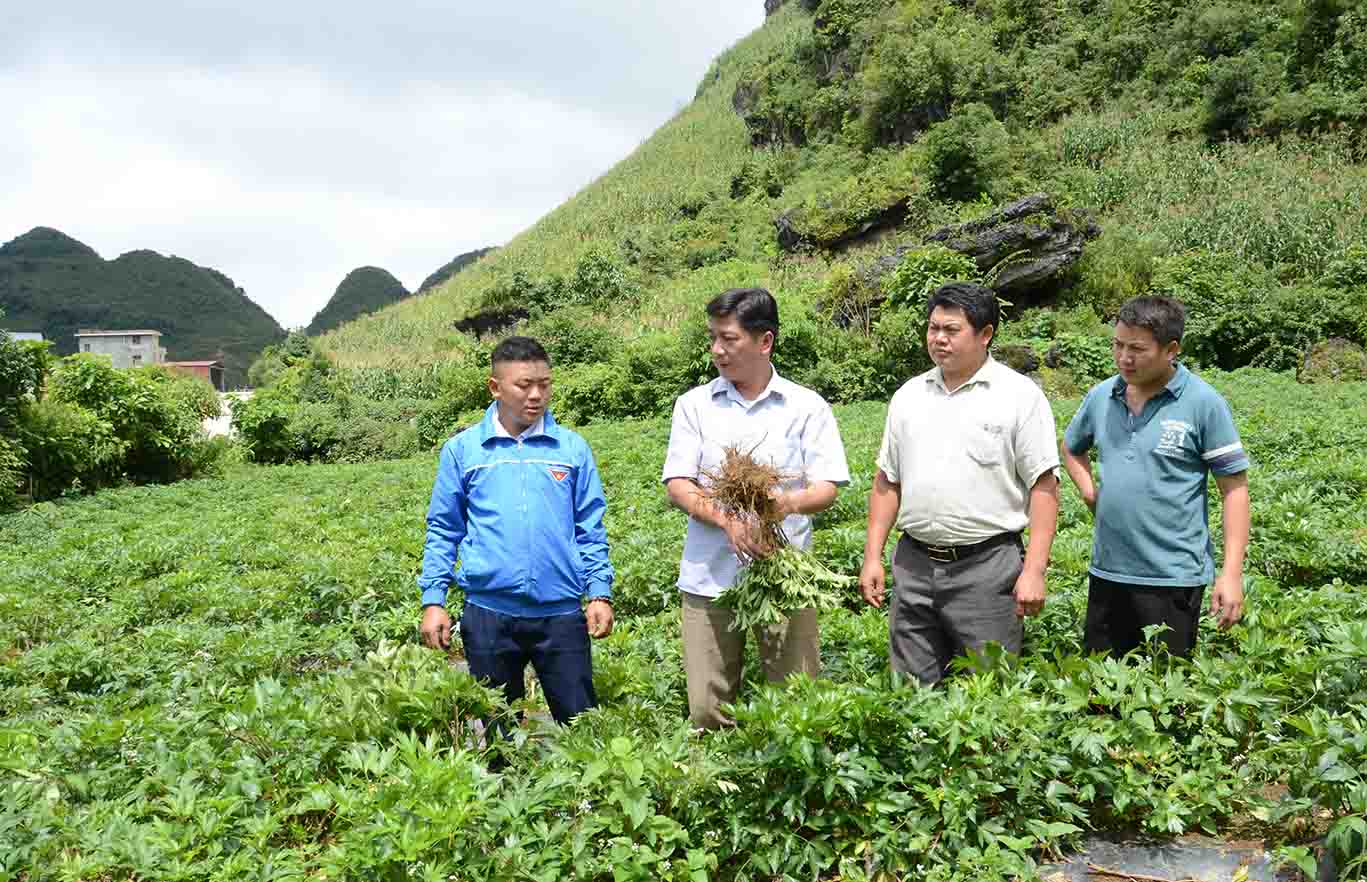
[705,287,780,343]
[491,335,550,369]
[1116,296,1185,346]
[926,281,999,343]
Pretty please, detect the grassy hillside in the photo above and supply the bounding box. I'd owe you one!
[415,246,497,295]
[304,267,411,337]
[3,373,1365,878]
[314,0,1366,387]
[0,227,285,388]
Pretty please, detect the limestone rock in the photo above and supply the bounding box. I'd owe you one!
[1299,338,1367,383]
[925,194,1100,303]
[995,343,1041,374]
[453,307,528,338]
[856,194,1100,306]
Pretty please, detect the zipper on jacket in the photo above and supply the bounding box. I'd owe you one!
[519,437,531,595]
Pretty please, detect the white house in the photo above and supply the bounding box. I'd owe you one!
[8,332,45,342]
[74,330,166,369]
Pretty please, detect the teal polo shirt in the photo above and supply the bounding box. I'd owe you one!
[1064,364,1250,587]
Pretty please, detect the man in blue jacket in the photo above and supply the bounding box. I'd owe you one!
[417,336,614,725]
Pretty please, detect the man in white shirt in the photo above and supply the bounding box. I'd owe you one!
[662,288,851,729]
[859,281,1060,685]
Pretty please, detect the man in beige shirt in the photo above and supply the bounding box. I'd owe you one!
[859,281,1060,685]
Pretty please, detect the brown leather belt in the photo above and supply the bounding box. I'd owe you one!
[906,531,1022,564]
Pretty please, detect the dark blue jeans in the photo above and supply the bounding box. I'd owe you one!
[459,602,597,725]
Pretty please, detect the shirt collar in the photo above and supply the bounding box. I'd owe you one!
[710,366,790,408]
[928,355,998,394]
[1111,362,1190,400]
[479,403,555,444]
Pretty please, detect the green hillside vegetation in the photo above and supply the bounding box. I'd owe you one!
[415,246,497,295]
[3,373,1366,879]
[0,227,286,388]
[304,267,411,337]
[231,0,1367,463]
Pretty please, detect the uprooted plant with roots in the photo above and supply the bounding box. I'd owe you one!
[702,442,853,630]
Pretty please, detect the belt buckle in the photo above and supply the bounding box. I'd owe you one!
[925,544,957,563]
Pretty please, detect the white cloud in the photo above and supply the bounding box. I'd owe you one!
[0,1,765,328]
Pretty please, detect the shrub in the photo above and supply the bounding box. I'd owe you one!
[792,328,895,404]
[1323,243,1367,289]
[231,390,298,464]
[1202,52,1274,140]
[552,362,625,427]
[17,399,125,499]
[480,269,566,315]
[857,13,1010,146]
[872,306,933,382]
[328,416,421,464]
[567,246,637,307]
[525,307,618,368]
[920,103,1012,201]
[0,433,26,510]
[0,335,52,445]
[48,357,215,485]
[1148,251,1332,371]
[1049,333,1116,385]
[416,401,487,450]
[880,246,979,313]
[248,331,330,389]
[1065,228,1165,319]
[771,313,826,380]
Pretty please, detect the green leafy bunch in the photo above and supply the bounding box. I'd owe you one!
[718,544,852,630]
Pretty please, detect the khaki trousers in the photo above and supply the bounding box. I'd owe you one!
[680,591,820,729]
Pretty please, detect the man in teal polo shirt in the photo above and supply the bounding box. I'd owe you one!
[1062,296,1250,658]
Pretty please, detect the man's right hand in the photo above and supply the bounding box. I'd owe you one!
[722,514,769,561]
[421,605,452,650]
[859,558,886,608]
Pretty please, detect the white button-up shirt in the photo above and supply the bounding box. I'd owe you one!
[662,370,851,598]
[493,412,545,442]
[877,357,1059,546]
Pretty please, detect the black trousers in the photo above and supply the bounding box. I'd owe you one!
[459,602,597,725]
[1083,575,1205,659]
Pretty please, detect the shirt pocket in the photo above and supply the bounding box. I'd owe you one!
[966,422,1008,467]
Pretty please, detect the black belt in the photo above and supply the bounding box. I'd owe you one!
[906,531,1021,564]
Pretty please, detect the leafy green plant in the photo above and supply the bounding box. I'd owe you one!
[880,245,979,314]
[920,103,1012,202]
[719,545,852,629]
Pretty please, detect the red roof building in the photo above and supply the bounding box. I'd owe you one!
[166,360,225,392]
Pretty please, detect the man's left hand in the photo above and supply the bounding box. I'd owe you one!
[1014,568,1047,617]
[1210,571,1244,630]
[587,599,614,639]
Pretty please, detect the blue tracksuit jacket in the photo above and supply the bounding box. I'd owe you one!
[417,404,613,617]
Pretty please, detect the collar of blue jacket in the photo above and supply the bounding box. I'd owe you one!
[417,402,615,617]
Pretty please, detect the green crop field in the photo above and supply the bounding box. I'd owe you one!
[2,370,1365,881]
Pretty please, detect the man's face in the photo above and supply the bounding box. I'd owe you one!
[488,359,551,431]
[708,315,772,384]
[1112,321,1179,388]
[926,305,992,377]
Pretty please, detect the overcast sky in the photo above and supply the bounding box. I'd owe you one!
[1,2,764,329]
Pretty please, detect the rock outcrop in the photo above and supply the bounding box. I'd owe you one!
[453,307,528,338]
[858,194,1100,306]
[1299,338,1367,383]
[924,194,1100,301]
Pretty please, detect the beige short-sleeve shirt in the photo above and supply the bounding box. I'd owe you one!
[877,357,1059,545]
[662,371,851,598]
